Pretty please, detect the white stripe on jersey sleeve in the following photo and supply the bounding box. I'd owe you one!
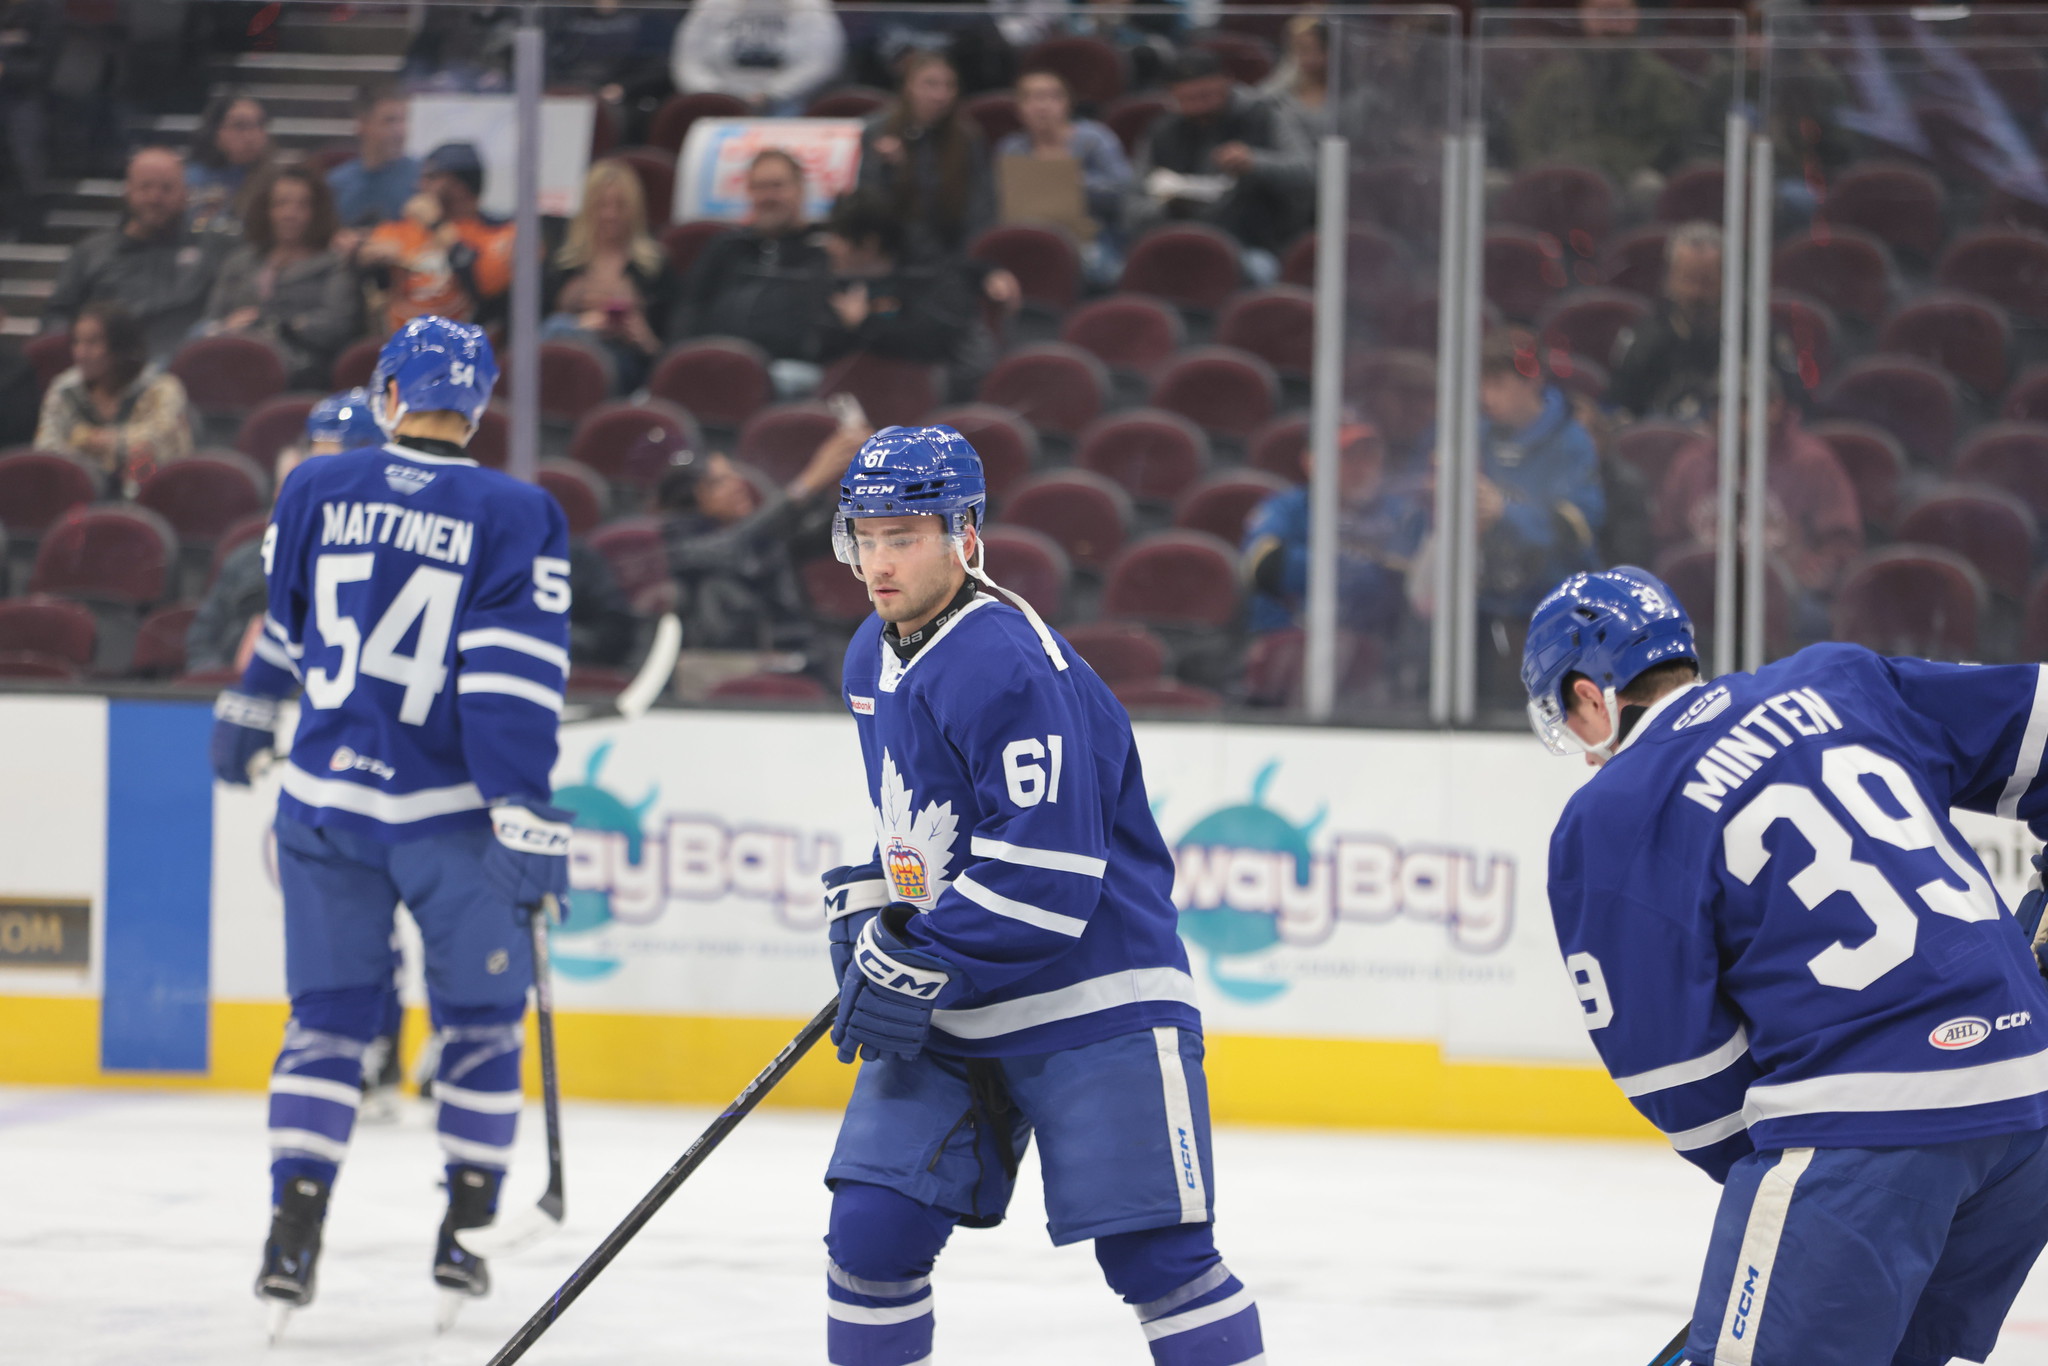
[952,871,1089,937]
[457,627,570,675]
[932,966,1197,1039]
[1667,1109,1749,1151]
[279,763,486,823]
[1743,1043,2048,1125]
[969,836,1108,878]
[1998,665,2048,819]
[252,634,302,675]
[1614,1025,1750,1098]
[263,614,304,657]
[456,672,565,715]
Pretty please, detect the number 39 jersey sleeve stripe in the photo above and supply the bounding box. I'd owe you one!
[1549,644,2048,1180]
[243,440,572,842]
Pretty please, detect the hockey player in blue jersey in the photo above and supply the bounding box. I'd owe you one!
[816,424,1264,1366]
[208,316,575,1334]
[1524,565,2048,1366]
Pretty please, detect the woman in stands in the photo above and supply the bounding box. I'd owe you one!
[186,94,275,234]
[995,69,1133,285]
[200,165,360,389]
[34,302,193,496]
[1262,17,1330,143]
[858,51,994,261]
[543,157,678,395]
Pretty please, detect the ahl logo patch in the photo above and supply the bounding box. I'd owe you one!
[1672,685,1732,730]
[1930,1016,1992,1050]
[384,463,435,496]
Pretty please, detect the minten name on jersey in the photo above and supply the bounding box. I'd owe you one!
[1677,684,1846,812]
[319,500,476,566]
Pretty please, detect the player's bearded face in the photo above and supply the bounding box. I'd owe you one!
[853,515,968,628]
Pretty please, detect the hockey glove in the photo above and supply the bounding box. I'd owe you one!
[2016,848,2048,980]
[482,801,574,911]
[822,860,892,987]
[833,904,951,1063]
[210,689,279,785]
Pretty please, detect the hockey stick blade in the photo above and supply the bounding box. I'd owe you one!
[1646,1324,1691,1365]
[562,613,680,726]
[452,1188,563,1259]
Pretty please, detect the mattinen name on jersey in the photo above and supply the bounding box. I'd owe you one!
[1679,686,1845,812]
[320,500,475,565]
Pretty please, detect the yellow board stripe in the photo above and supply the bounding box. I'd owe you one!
[0,996,1659,1140]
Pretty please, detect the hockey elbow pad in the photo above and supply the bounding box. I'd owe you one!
[823,861,892,986]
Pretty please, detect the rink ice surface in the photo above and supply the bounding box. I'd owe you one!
[11,1088,2048,1365]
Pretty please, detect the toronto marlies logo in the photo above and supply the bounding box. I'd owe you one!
[874,750,958,908]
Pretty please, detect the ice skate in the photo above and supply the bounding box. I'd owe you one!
[254,1175,329,1343]
[432,1165,500,1331]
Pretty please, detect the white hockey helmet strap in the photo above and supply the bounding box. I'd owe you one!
[954,530,1068,672]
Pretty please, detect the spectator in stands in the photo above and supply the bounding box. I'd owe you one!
[1262,16,1332,144]
[34,302,192,496]
[1608,221,1724,424]
[858,51,994,261]
[546,2,677,111]
[185,93,274,234]
[670,0,845,115]
[199,165,359,389]
[0,0,53,239]
[327,84,420,242]
[42,147,231,360]
[1242,421,1428,643]
[1510,0,1698,200]
[1655,377,1862,632]
[655,411,868,656]
[815,189,994,399]
[359,142,515,333]
[674,148,833,394]
[544,158,678,395]
[403,4,517,92]
[996,70,1132,284]
[1134,48,1314,271]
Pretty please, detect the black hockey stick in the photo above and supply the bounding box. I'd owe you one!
[1646,1324,1691,1365]
[484,995,840,1366]
[456,894,566,1258]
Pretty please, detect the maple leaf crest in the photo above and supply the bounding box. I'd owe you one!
[873,749,959,898]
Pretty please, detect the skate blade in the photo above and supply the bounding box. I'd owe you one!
[434,1288,467,1334]
[265,1299,294,1345]
[452,1198,562,1258]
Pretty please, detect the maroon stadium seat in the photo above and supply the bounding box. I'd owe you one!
[1833,546,1985,659]
[1880,293,2012,398]
[964,92,1021,146]
[821,354,940,430]
[0,595,95,666]
[1192,31,1275,86]
[1600,224,1672,296]
[131,602,196,678]
[537,460,607,538]
[647,91,748,155]
[982,526,1071,622]
[24,331,71,393]
[1896,486,2037,598]
[649,338,773,431]
[1077,409,1210,504]
[737,402,839,486]
[1548,352,1608,403]
[31,505,177,605]
[1953,423,2048,523]
[1215,286,1316,378]
[1248,415,1310,484]
[209,513,269,586]
[970,225,1082,313]
[587,516,673,615]
[1119,224,1242,314]
[1149,347,1278,444]
[613,146,677,229]
[569,399,701,487]
[708,672,828,703]
[137,452,267,547]
[1277,227,1412,317]
[800,556,873,625]
[1771,291,1839,384]
[0,448,99,537]
[331,337,378,391]
[1811,420,1908,532]
[976,344,1109,441]
[1020,36,1126,107]
[1102,530,1241,629]
[2026,572,2048,659]
[1496,163,1616,259]
[1350,348,1439,455]
[926,404,1037,502]
[235,394,320,471]
[1826,162,1948,261]
[1063,621,1168,686]
[468,408,511,470]
[493,341,610,425]
[1104,96,1170,157]
[1350,159,1442,246]
[1175,470,1290,545]
[2006,365,2048,423]
[1484,226,1568,322]
[170,335,288,422]
[1111,678,1225,714]
[1654,161,1725,224]
[1773,227,1892,327]
[1004,470,1130,571]
[1538,288,1650,368]
[1613,421,1700,494]
[1938,229,2048,325]
[660,219,732,281]
[1654,545,1795,658]
[805,86,891,119]
[1060,294,1184,380]
[1822,354,1959,464]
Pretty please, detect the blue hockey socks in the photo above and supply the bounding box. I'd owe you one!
[268,986,383,1199]
[824,1181,957,1365]
[1098,1223,1265,1366]
[431,1000,524,1185]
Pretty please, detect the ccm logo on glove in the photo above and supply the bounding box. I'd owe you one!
[491,804,572,854]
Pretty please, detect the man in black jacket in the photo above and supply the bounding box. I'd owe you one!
[813,189,992,399]
[674,149,832,387]
[1607,221,1723,423]
[1132,48,1313,261]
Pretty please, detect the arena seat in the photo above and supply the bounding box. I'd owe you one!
[1613,422,1700,493]
[1484,226,1568,322]
[130,602,196,678]
[647,91,748,155]
[0,595,95,667]
[660,220,732,281]
[805,86,890,119]
[468,408,510,470]
[137,452,268,548]
[1277,227,1412,318]
[976,344,1109,442]
[1538,288,1650,368]
[568,399,700,488]
[1349,348,1439,458]
[1827,162,1949,261]
[1102,530,1241,630]
[1110,677,1225,714]
[1821,354,1959,464]
[1496,163,1615,259]
[1773,227,1892,327]
[1247,415,1309,484]
[1060,294,1185,384]
[1003,470,1131,572]
[1653,545,1795,658]
[1020,35,1126,107]
[209,514,269,587]
[1216,286,1316,379]
[586,516,673,615]
[0,448,99,539]
[970,225,1082,314]
[981,526,1071,622]
[1937,229,2048,325]
[1833,546,1984,659]
[925,404,1037,502]
[1771,291,1839,381]
[1062,621,1168,686]
[2022,571,2048,659]
[1077,409,1210,505]
[1896,486,2037,598]
[1118,224,1243,314]
[800,556,873,625]
[1811,420,1908,532]
[1599,224,1672,295]
[1175,470,1290,545]
[1879,293,2012,398]
[536,460,607,539]
[613,147,677,229]
[1953,423,2048,523]
[1103,95,1169,157]
[24,330,71,393]
[736,402,839,486]
[708,672,827,703]
[234,394,320,471]
[1149,347,1278,445]
[170,335,288,432]
[649,338,773,433]
[820,354,940,430]
[330,337,378,391]
[2006,365,2048,423]
[493,341,609,426]
[964,92,1021,145]
[0,651,76,679]
[1350,159,1442,246]
[1653,161,1725,224]
[1192,31,1275,86]
[31,504,177,605]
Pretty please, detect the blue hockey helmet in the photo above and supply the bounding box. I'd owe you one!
[368,315,498,436]
[1521,566,1697,757]
[831,424,987,566]
[304,387,382,449]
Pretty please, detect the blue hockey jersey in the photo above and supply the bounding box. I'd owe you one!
[1550,643,2048,1182]
[841,594,1201,1057]
[237,439,572,841]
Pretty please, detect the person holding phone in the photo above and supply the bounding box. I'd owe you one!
[541,158,678,394]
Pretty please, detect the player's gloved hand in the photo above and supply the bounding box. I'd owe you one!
[483,800,574,912]
[2015,848,2048,980]
[210,690,279,785]
[833,904,951,1063]
[822,860,891,986]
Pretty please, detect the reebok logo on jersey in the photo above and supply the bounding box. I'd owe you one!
[384,464,436,496]
[850,695,874,715]
[1930,1016,1992,1050]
